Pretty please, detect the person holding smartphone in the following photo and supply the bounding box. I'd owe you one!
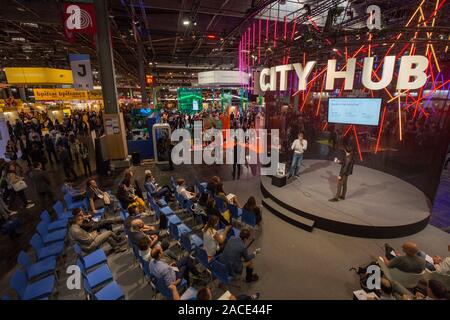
[329,145,354,202]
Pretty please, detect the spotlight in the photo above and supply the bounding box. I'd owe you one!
[183,20,190,26]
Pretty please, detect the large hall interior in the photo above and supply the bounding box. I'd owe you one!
[0,0,449,302]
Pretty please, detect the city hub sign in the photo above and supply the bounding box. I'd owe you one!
[259,55,429,92]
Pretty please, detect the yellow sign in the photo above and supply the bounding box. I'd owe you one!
[4,67,73,84]
[33,88,89,101]
[88,90,103,100]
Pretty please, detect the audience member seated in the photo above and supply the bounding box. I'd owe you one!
[144,170,173,201]
[432,245,450,275]
[86,178,113,214]
[195,287,260,301]
[72,208,123,233]
[117,169,146,209]
[415,280,448,300]
[206,176,220,194]
[243,196,262,225]
[215,182,241,207]
[176,179,198,202]
[203,215,231,261]
[125,204,161,234]
[129,219,159,247]
[219,228,260,282]
[69,210,127,253]
[205,197,229,226]
[383,241,426,273]
[149,246,201,299]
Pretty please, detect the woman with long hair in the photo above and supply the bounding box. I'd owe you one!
[243,196,262,225]
[202,215,231,261]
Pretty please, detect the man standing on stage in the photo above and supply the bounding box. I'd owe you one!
[329,145,354,202]
[288,131,308,179]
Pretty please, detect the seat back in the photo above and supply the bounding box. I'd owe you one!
[40,211,51,224]
[195,247,209,268]
[63,193,73,206]
[73,243,82,256]
[30,234,44,251]
[10,270,27,299]
[210,258,230,284]
[214,196,227,213]
[36,222,49,237]
[228,204,240,219]
[180,233,192,252]
[241,209,256,227]
[152,275,172,299]
[53,201,65,214]
[17,251,32,268]
[169,223,180,241]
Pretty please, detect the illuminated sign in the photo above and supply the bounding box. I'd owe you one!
[33,88,102,101]
[259,55,429,92]
[4,67,73,84]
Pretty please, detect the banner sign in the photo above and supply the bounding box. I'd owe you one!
[63,2,97,41]
[259,55,429,92]
[69,54,94,90]
[4,67,73,84]
[33,88,88,101]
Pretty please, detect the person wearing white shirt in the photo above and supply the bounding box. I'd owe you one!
[176,178,198,201]
[288,131,308,178]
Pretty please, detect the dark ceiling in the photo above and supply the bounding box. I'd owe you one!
[0,0,448,88]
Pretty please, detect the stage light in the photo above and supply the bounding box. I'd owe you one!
[207,34,216,39]
[183,20,190,26]
[332,48,338,52]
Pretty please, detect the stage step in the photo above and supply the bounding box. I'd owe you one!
[263,198,315,232]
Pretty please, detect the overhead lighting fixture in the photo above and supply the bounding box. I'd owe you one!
[183,20,190,26]
[332,48,338,52]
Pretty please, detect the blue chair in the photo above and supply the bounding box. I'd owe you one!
[214,196,227,213]
[84,279,125,300]
[53,201,72,220]
[228,204,242,219]
[17,251,56,281]
[73,244,107,271]
[241,209,257,228]
[77,259,113,291]
[64,193,85,211]
[36,221,67,245]
[169,222,192,241]
[151,202,181,225]
[195,247,211,269]
[10,269,55,300]
[150,274,187,300]
[180,233,203,252]
[40,211,67,231]
[210,258,234,285]
[30,234,64,261]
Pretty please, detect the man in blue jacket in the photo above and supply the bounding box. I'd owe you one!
[220,228,260,282]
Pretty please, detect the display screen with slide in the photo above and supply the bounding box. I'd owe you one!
[328,98,382,126]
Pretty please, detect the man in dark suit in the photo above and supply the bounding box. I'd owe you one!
[329,145,354,202]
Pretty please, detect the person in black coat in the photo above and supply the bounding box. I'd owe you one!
[329,145,354,202]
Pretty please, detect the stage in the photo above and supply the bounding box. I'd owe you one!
[261,159,431,238]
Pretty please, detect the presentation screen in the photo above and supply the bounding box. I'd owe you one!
[328,98,382,126]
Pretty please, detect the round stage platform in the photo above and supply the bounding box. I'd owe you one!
[261,159,431,238]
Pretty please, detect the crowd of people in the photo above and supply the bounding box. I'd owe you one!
[355,241,450,300]
[66,168,263,300]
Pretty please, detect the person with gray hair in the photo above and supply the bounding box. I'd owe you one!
[383,241,426,273]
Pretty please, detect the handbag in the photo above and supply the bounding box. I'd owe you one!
[12,180,27,192]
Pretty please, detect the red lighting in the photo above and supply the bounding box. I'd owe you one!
[207,34,216,39]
